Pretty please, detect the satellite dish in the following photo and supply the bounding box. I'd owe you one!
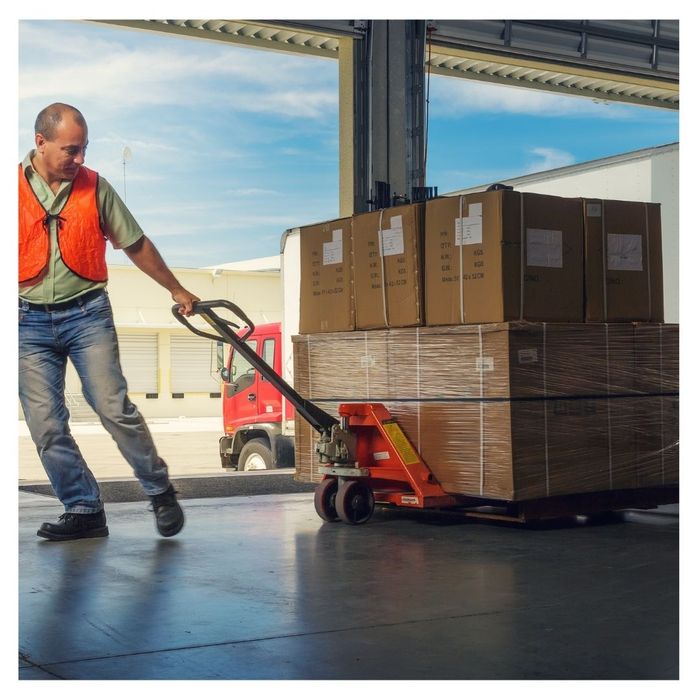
[122,146,132,162]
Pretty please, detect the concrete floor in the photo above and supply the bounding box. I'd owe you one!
[19,489,679,680]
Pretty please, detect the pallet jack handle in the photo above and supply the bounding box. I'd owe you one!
[171,299,339,435]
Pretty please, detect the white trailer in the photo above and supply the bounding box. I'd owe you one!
[280,227,302,435]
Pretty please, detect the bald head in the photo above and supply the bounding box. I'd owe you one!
[34,103,87,142]
[31,103,89,187]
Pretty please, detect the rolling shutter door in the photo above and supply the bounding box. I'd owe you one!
[64,333,158,394]
[59,333,158,420]
[170,335,220,393]
[117,333,159,393]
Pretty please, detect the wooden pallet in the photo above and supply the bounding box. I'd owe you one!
[417,486,679,523]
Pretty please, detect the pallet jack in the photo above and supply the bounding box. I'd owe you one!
[173,299,462,525]
[174,300,678,525]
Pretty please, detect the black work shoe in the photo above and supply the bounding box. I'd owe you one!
[149,485,184,537]
[37,510,109,541]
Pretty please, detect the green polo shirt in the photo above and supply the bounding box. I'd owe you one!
[19,150,144,304]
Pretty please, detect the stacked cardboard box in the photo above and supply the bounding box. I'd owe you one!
[299,217,354,334]
[351,203,424,329]
[294,190,673,503]
[292,323,678,501]
[582,199,664,322]
[299,203,424,334]
[298,192,665,333]
[424,191,585,324]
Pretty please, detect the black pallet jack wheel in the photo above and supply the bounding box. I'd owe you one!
[314,478,340,522]
[336,480,375,525]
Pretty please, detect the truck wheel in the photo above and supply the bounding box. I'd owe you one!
[237,438,273,471]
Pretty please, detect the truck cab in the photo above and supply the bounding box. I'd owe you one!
[218,322,295,471]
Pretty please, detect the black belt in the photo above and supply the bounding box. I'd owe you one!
[19,288,105,312]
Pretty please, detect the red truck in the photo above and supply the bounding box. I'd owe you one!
[217,322,295,471]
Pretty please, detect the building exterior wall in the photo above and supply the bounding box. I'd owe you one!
[48,265,282,421]
[651,149,679,323]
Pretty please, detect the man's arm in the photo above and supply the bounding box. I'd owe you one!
[123,236,200,316]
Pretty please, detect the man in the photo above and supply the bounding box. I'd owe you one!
[19,103,200,541]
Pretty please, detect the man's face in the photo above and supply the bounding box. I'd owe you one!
[35,117,88,182]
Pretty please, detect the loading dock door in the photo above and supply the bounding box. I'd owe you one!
[117,333,159,393]
[170,335,220,394]
[60,332,158,421]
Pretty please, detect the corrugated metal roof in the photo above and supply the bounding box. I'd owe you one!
[426,48,678,109]
[94,19,679,109]
[97,19,349,58]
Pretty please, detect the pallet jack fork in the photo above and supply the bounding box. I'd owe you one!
[172,300,457,525]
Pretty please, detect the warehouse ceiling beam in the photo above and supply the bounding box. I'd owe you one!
[92,19,678,109]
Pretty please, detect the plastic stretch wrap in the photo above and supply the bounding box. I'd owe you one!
[292,322,678,502]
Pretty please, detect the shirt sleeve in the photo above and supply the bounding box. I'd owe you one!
[97,176,145,250]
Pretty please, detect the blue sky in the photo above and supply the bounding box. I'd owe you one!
[18,19,679,269]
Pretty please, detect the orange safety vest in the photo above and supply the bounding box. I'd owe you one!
[18,163,108,284]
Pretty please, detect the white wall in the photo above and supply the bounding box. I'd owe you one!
[107,264,282,328]
[59,265,283,420]
[651,149,679,323]
[508,159,653,201]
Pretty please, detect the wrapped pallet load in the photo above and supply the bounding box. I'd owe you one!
[293,189,676,511]
[292,322,678,503]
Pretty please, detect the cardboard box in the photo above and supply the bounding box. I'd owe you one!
[292,323,678,501]
[583,199,664,322]
[424,191,584,325]
[351,203,424,329]
[299,217,354,334]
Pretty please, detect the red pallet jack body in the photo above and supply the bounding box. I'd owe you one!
[313,402,461,525]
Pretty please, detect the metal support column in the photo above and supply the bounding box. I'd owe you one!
[338,36,356,218]
[353,20,427,213]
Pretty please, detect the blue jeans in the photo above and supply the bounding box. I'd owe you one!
[18,291,169,513]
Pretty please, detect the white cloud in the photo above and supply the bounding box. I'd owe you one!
[433,149,577,191]
[152,213,308,235]
[525,147,576,173]
[18,21,337,121]
[430,74,641,119]
[223,90,337,119]
[226,188,281,197]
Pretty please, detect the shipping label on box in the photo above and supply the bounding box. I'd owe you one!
[455,202,484,246]
[380,215,406,256]
[322,229,344,265]
[526,229,563,268]
[606,233,643,272]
